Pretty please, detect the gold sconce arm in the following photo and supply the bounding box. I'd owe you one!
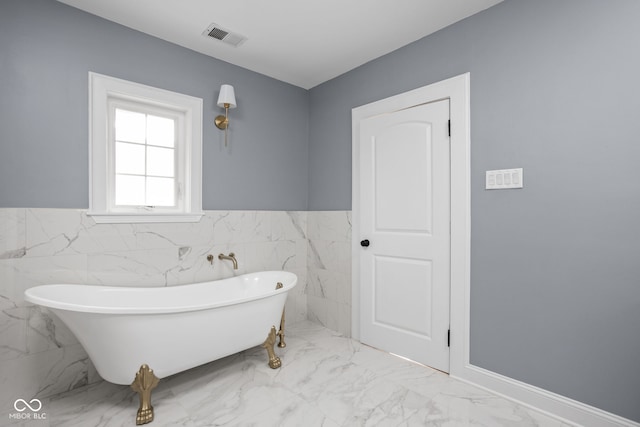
[215,103,231,146]
[214,103,230,130]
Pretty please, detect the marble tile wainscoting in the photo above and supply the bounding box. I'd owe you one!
[0,208,320,411]
[307,211,352,337]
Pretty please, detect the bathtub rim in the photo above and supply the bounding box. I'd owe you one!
[24,270,297,315]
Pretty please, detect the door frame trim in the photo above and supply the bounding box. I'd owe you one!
[351,73,470,377]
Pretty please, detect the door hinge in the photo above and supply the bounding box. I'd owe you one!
[447,329,450,347]
[448,120,451,137]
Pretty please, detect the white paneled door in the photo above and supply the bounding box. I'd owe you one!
[358,99,451,372]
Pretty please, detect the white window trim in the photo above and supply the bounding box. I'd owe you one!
[88,72,203,223]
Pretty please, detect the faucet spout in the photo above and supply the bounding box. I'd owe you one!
[218,252,238,270]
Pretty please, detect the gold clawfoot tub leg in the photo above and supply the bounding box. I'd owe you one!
[262,326,282,369]
[277,308,286,348]
[131,364,160,425]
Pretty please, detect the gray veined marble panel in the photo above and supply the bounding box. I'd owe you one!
[210,211,272,245]
[0,301,79,362]
[270,211,308,242]
[244,240,298,272]
[307,211,352,243]
[25,306,78,355]
[307,238,326,270]
[0,208,26,259]
[0,343,90,412]
[25,209,136,257]
[134,215,215,250]
[0,296,28,361]
[86,248,182,287]
[306,211,353,337]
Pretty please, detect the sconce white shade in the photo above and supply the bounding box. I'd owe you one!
[217,84,236,108]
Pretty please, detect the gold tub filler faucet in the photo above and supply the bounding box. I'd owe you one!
[218,252,238,269]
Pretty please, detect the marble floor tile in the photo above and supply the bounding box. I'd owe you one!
[41,321,571,427]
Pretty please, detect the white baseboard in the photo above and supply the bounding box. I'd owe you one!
[452,364,639,427]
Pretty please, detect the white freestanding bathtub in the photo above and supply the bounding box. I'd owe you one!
[24,271,297,384]
[24,271,297,424]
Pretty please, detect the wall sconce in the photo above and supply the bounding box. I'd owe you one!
[214,84,236,146]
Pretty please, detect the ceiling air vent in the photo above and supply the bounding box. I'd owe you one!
[202,23,247,47]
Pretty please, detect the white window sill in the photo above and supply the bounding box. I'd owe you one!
[87,212,205,224]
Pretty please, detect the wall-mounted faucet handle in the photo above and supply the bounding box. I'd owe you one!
[206,254,214,265]
[218,252,238,270]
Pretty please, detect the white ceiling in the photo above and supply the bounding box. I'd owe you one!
[58,0,503,89]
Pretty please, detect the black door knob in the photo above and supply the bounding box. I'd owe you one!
[360,239,370,247]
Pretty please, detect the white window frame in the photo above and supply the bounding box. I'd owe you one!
[108,100,184,212]
[88,72,203,223]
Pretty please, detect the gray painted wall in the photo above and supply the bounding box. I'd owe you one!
[0,0,309,210]
[309,0,640,422]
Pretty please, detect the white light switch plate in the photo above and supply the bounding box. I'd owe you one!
[486,168,523,190]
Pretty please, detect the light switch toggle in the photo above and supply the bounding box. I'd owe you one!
[486,168,523,190]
